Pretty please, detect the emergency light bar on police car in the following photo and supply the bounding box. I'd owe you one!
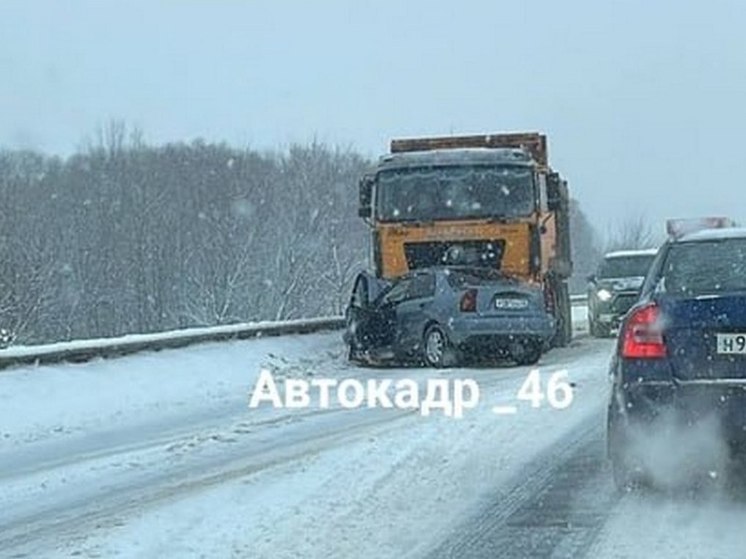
[666,217,736,239]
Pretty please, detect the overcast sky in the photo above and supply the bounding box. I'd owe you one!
[2,0,745,235]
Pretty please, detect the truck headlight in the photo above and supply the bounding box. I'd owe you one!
[596,288,612,302]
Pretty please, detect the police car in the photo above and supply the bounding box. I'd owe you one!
[606,217,746,490]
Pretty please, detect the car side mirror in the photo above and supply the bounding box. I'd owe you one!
[358,174,374,218]
[546,172,564,212]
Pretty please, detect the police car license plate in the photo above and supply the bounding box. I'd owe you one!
[716,333,746,355]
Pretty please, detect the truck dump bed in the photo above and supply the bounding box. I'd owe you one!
[390,132,548,169]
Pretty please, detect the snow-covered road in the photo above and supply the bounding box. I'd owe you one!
[3,324,746,558]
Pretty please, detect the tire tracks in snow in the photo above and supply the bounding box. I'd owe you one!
[427,419,619,559]
[0,404,341,483]
[0,334,597,485]
[0,406,418,556]
[0,336,611,557]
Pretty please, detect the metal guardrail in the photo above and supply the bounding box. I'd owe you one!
[0,317,346,371]
[0,297,590,371]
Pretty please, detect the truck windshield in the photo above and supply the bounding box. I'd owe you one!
[376,165,535,222]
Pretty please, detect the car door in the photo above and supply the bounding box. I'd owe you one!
[368,277,413,351]
[345,273,370,346]
[345,272,392,351]
[393,272,436,352]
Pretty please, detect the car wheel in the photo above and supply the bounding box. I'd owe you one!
[345,323,362,363]
[509,340,542,366]
[550,281,572,347]
[347,344,362,363]
[597,322,612,338]
[611,452,639,492]
[590,318,611,338]
[608,411,646,492]
[423,324,457,368]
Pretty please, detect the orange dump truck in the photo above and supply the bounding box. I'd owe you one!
[357,132,573,346]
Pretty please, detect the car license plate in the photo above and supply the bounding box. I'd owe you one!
[495,298,528,310]
[716,333,746,355]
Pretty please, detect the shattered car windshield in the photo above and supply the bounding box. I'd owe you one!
[376,165,534,222]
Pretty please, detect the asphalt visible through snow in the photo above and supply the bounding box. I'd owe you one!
[428,404,746,559]
[428,421,618,559]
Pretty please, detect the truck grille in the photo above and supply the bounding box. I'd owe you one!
[403,239,505,270]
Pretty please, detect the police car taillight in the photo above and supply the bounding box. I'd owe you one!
[666,217,735,239]
[621,303,666,359]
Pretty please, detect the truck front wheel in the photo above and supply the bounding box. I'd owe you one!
[550,280,572,347]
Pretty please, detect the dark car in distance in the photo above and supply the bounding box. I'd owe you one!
[607,224,746,490]
[587,249,658,337]
[343,267,556,368]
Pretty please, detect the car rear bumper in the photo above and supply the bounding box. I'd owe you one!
[615,379,746,445]
[594,312,622,325]
[591,290,640,324]
[446,314,556,346]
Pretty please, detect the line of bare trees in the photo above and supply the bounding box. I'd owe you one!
[603,214,661,253]
[1,129,369,344]
[569,211,663,292]
[1,126,602,345]
[568,198,602,293]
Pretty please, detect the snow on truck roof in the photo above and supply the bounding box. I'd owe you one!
[603,248,659,259]
[377,147,535,171]
[677,227,746,243]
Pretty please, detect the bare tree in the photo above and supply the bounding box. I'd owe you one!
[568,198,602,293]
[604,213,659,252]
[0,135,371,343]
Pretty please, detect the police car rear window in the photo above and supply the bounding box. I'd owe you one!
[661,238,746,295]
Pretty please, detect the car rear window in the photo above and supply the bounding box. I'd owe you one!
[660,238,746,296]
[597,255,655,278]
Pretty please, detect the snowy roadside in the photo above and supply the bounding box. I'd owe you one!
[0,330,602,516]
[0,302,588,449]
[0,302,590,461]
[0,332,348,451]
[31,339,614,559]
[0,307,607,558]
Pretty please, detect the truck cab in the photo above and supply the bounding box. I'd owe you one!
[357,132,573,347]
